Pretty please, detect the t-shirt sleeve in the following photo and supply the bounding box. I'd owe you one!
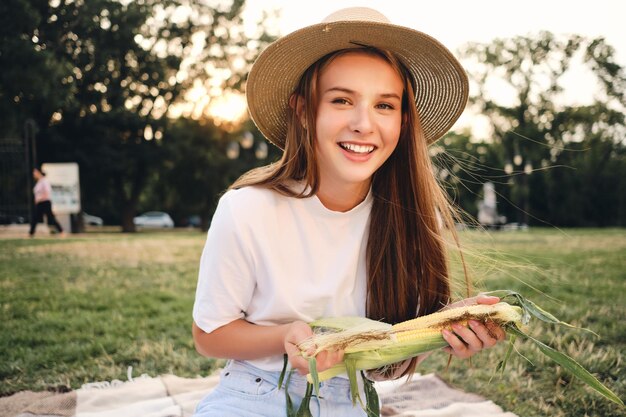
[192,191,256,333]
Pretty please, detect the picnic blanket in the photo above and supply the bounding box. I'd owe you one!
[0,372,517,417]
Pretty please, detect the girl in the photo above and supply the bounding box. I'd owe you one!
[192,7,505,416]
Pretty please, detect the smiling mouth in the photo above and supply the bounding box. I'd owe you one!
[339,142,375,154]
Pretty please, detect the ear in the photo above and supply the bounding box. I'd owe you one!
[289,93,307,129]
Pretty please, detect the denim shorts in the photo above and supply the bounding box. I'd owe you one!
[193,360,372,417]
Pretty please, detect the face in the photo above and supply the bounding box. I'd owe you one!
[313,52,403,194]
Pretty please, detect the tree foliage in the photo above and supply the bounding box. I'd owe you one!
[454,32,626,226]
[1,0,274,230]
[4,10,625,229]
[138,118,281,230]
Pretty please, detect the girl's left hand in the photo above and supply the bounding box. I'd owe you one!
[441,294,507,359]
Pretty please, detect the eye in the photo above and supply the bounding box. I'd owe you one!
[376,102,395,110]
[331,97,351,105]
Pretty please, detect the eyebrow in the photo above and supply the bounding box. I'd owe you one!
[324,87,402,101]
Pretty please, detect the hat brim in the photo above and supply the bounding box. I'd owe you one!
[246,20,469,149]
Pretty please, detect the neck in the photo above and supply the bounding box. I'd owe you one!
[316,179,370,212]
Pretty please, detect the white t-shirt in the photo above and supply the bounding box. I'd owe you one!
[193,184,372,371]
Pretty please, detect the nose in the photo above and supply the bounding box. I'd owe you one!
[349,104,374,134]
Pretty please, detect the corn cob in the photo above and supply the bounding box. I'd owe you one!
[287,291,624,415]
[391,302,523,332]
[299,302,523,358]
[393,327,445,343]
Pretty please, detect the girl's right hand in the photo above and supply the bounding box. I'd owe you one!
[283,320,344,375]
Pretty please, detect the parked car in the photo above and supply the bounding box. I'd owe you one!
[0,212,26,225]
[83,212,104,226]
[133,211,174,228]
[186,215,201,228]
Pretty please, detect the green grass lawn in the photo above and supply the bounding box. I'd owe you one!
[0,228,624,416]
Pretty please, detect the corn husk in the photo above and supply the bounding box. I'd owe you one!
[287,290,623,415]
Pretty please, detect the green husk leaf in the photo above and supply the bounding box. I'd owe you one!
[487,290,596,335]
[492,333,516,382]
[278,354,289,390]
[295,383,314,417]
[362,371,380,417]
[498,333,516,374]
[308,357,320,398]
[284,369,295,417]
[315,363,346,381]
[522,297,597,336]
[309,316,391,331]
[345,357,363,407]
[508,325,624,406]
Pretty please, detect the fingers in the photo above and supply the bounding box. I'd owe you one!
[315,349,345,372]
[284,334,310,374]
[283,321,345,375]
[440,294,505,358]
[284,321,314,375]
[442,326,480,359]
[286,346,311,374]
[469,320,499,348]
[442,320,506,359]
[456,322,484,351]
[443,294,499,310]
[484,320,507,341]
[475,294,500,305]
[288,349,344,375]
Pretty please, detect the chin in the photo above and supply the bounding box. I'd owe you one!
[340,171,377,186]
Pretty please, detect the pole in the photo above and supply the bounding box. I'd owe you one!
[24,119,37,224]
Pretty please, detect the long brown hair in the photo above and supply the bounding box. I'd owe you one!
[234,47,468,378]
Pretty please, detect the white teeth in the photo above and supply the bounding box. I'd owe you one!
[340,143,375,154]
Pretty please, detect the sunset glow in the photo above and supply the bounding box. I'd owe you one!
[206,92,248,128]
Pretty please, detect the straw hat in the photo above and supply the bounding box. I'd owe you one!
[246,7,469,149]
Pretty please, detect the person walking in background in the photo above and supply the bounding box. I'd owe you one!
[29,167,64,237]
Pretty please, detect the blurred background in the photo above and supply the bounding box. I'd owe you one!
[1,0,624,233]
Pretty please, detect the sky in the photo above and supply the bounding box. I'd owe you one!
[240,0,625,138]
[246,0,625,64]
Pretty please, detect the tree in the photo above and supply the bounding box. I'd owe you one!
[460,32,626,226]
[0,0,73,136]
[2,0,275,231]
[432,131,506,223]
[139,118,280,231]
